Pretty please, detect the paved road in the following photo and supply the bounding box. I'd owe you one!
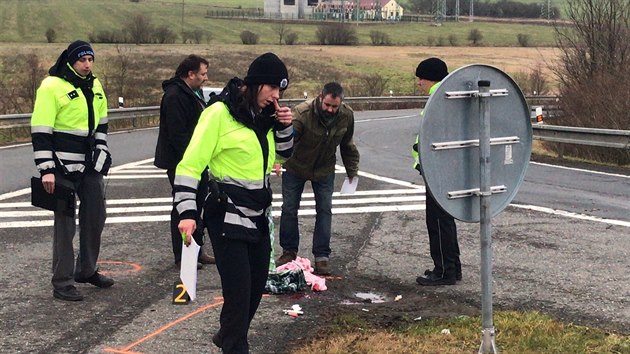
[1,109,629,353]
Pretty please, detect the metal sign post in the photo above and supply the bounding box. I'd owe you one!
[477,80,498,353]
[419,65,532,354]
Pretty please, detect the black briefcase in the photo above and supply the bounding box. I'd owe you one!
[30,176,75,217]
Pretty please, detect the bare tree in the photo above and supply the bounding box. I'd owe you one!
[154,25,178,44]
[315,24,358,45]
[190,30,205,45]
[467,29,483,46]
[512,64,549,96]
[45,28,57,43]
[361,73,390,97]
[551,0,630,164]
[553,0,630,87]
[101,45,131,102]
[0,54,45,113]
[125,13,154,44]
[240,31,259,45]
[274,23,287,45]
[285,32,298,45]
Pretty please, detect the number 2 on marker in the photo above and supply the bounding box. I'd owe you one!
[172,280,189,304]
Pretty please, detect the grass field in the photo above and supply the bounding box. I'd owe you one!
[0,43,559,103]
[0,0,557,46]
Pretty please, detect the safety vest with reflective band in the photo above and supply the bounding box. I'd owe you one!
[412,82,441,171]
[174,101,293,242]
[31,75,108,176]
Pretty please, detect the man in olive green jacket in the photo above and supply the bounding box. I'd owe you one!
[277,82,360,275]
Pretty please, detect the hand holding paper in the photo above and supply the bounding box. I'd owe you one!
[340,176,358,195]
[178,219,195,246]
[179,238,200,301]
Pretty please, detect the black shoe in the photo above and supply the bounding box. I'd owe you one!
[416,273,456,286]
[314,260,332,276]
[75,271,114,288]
[275,250,297,267]
[53,285,83,301]
[198,253,216,264]
[212,332,222,348]
[424,268,462,281]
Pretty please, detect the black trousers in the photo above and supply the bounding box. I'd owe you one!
[425,188,461,279]
[207,212,271,354]
[167,168,208,262]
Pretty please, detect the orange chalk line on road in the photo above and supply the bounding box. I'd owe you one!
[101,349,143,354]
[103,298,224,353]
[97,260,142,276]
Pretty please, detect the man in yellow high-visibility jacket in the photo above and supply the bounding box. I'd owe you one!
[31,40,113,301]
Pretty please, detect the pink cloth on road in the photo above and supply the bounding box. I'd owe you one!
[276,257,327,291]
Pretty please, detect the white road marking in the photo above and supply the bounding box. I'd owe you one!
[510,203,630,228]
[530,161,630,179]
[1,160,628,229]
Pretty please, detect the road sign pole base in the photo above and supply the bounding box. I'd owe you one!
[478,327,498,353]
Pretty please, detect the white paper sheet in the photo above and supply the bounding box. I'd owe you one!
[179,238,200,301]
[340,176,358,195]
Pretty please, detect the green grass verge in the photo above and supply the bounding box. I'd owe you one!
[294,311,630,353]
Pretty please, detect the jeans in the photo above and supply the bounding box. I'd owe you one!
[279,170,334,259]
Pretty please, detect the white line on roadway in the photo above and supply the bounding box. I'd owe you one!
[1,159,628,229]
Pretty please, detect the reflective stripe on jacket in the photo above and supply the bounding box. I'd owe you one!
[31,76,108,175]
[174,101,293,242]
[412,82,441,171]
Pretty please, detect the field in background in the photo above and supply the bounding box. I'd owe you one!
[0,43,559,102]
[0,0,557,46]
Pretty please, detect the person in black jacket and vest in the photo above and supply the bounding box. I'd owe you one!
[413,57,461,286]
[154,54,214,267]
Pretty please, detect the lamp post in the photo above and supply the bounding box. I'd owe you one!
[181,0,185,38]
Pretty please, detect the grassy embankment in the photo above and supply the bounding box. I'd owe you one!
[294,311,629,353]
[1,1,629,352]
[0,0,557,46]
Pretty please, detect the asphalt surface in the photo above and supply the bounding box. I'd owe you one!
[1,110,629,353]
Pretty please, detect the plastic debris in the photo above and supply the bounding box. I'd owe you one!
[361,308,369,312]
[414,316,422,321]
[441,329,451,335]
[394,295,402,302]
[283,304,303,317]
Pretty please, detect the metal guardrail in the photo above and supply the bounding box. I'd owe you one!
[532,125,630,149]
[0,96,558,125]
[1,96,628,150]
[0,106,161,128]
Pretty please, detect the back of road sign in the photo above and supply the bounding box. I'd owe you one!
[419,64,532,222]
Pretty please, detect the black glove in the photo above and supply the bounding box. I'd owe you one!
[92,148,112,176]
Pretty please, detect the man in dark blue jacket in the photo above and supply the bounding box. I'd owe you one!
[154,54,214,267]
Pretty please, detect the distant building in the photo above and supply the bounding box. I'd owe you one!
[314,0,404,20]
[263,0,319,19]
[264,0,404,20]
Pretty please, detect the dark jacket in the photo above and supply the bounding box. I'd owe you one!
[154,77,206,169]
[284,97,360,181]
